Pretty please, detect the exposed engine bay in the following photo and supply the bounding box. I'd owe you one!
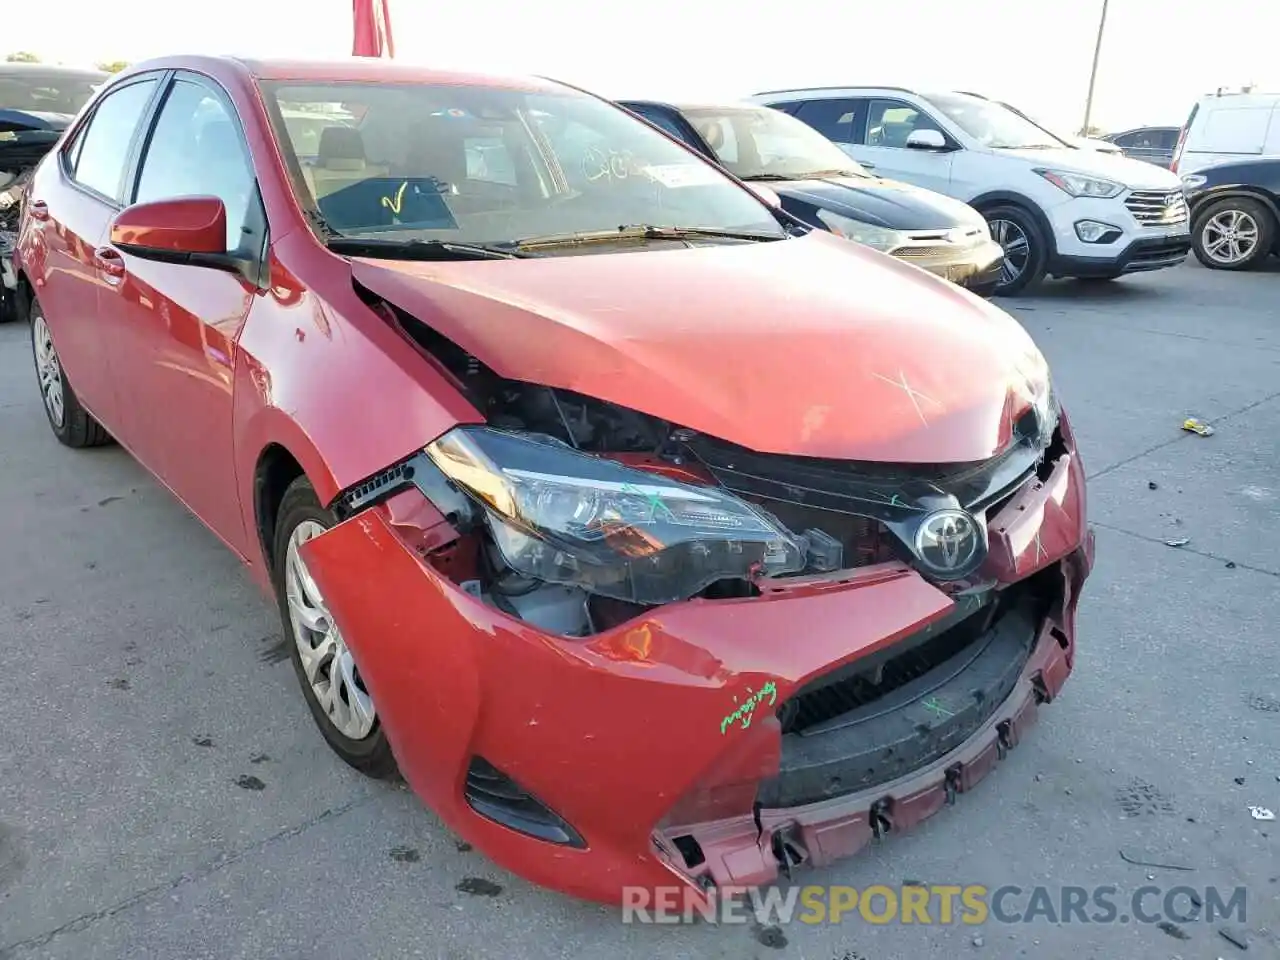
[1,109,67,321]
[341,292,1069,646]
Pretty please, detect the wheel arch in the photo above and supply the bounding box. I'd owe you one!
[968,191,1058,257]
[238,407,340,580]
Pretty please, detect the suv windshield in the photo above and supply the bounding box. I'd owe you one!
[260,80,786,248]
[0,69,104,115]
[678,105,870,180]
[925,93,1069,150]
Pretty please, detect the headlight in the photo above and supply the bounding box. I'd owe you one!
[425,427,806,604]
[1034,168,1123,199]
[1009,349,1059,446]
[816,210,903,252]
[1180,174,1206,190]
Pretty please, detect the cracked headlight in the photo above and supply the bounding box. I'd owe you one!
[816,210,904,252]
[425,427,806,604]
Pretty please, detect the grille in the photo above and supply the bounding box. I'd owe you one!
[1124,190,1188,225]
[892,245,952,259]
[463,756,584,847]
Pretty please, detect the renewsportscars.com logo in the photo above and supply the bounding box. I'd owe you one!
[622,883,1248,927]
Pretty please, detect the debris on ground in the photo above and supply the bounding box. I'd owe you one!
[1226,561,1237,569]
[1158,920,1191,940]
[1235,777,1246,785]
[1165,537,1191,547]
[1148,480,1159,490]
[1118,849,1194,871]
[1182,417,1215,436]
[1247,805,1275,821]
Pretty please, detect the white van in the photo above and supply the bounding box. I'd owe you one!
[749,87,1191,294]
[1171,92,1280,175]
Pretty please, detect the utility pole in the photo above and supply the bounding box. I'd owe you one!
[1081,0,1110,136]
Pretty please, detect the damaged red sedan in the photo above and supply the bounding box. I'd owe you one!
[16,56,1094,904]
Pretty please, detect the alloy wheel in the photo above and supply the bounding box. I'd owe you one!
[32,315,65,429]
[988,218,1031,286]
[1201,209,1258,265]
[284,520,377,741]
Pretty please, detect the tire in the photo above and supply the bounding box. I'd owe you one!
[1191,197,1275,270]
[272,476,399,780]
[981,204,1050,296]
[29,298,113,448]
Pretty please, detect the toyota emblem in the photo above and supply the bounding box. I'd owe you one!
[914,509,985,578]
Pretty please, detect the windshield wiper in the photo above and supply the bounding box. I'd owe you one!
[325,236,529,261]
[740,173,794,181]
[989,143,1057,150]
[514,224,783,250]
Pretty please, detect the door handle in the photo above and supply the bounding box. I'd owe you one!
[28,199,50,221]
[94,246,127,279]
[861,161,876,169]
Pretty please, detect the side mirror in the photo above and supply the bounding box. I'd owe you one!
[745,181,782,208]
[110,196,235,268]
[905,129,948,151]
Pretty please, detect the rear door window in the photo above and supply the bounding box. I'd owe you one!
[792,99,861,144]
[67,78,159,201]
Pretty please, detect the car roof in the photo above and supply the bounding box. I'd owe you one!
[119,54,563,93]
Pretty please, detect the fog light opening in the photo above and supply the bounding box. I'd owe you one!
[1074,220,1123,244]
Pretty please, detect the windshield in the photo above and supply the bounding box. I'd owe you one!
[677,105,870,180]
[260,81,785,248]
[924,93,1070,150]
[0,71,103,115]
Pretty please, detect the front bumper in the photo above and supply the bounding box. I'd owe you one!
[893,237,1005,290]
[1049,235,1192,277]
[300,436,1093,905]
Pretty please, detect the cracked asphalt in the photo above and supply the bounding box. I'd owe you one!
[2,259,1279,960]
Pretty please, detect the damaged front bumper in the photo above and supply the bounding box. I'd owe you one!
[299,437,1093,905]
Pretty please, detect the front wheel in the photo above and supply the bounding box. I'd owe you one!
[1191,197,1275,270]
[983,204,1049,296]
[272,476,399,780]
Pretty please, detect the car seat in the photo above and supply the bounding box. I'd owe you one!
[310,126,388,200]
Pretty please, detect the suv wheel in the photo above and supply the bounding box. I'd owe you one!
[983,204,1049,295]
[1192,197,1275,270]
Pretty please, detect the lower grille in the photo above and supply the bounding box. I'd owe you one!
[464,756,584,847]
[1125,190,1188,226]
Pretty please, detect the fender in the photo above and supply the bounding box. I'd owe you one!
[232,231,484,575]
[966,190,1058,257]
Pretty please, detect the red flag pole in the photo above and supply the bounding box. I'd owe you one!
[353,0,395,58]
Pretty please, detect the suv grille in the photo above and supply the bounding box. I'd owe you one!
[1125,190,1188,225]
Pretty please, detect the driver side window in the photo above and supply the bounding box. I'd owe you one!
[133,78,260,254]
[866,99,943,149]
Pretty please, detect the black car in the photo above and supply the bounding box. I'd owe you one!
[1,63,105,322]
[1104,126,1180,168]
[617,99,1005,295]
[1180,158,1280,270]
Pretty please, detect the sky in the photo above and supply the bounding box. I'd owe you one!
[6,0,1277,134]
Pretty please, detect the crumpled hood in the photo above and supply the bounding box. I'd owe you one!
[776,176,986,231]
[352,230,1050,463]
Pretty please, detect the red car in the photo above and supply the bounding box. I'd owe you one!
[16,56,1094,905]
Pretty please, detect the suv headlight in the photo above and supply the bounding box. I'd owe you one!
[425,427,806,604]
[1034,168,1123,199]
[816,210,904,252]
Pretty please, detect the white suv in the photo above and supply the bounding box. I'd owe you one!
[748,87,1191,294]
